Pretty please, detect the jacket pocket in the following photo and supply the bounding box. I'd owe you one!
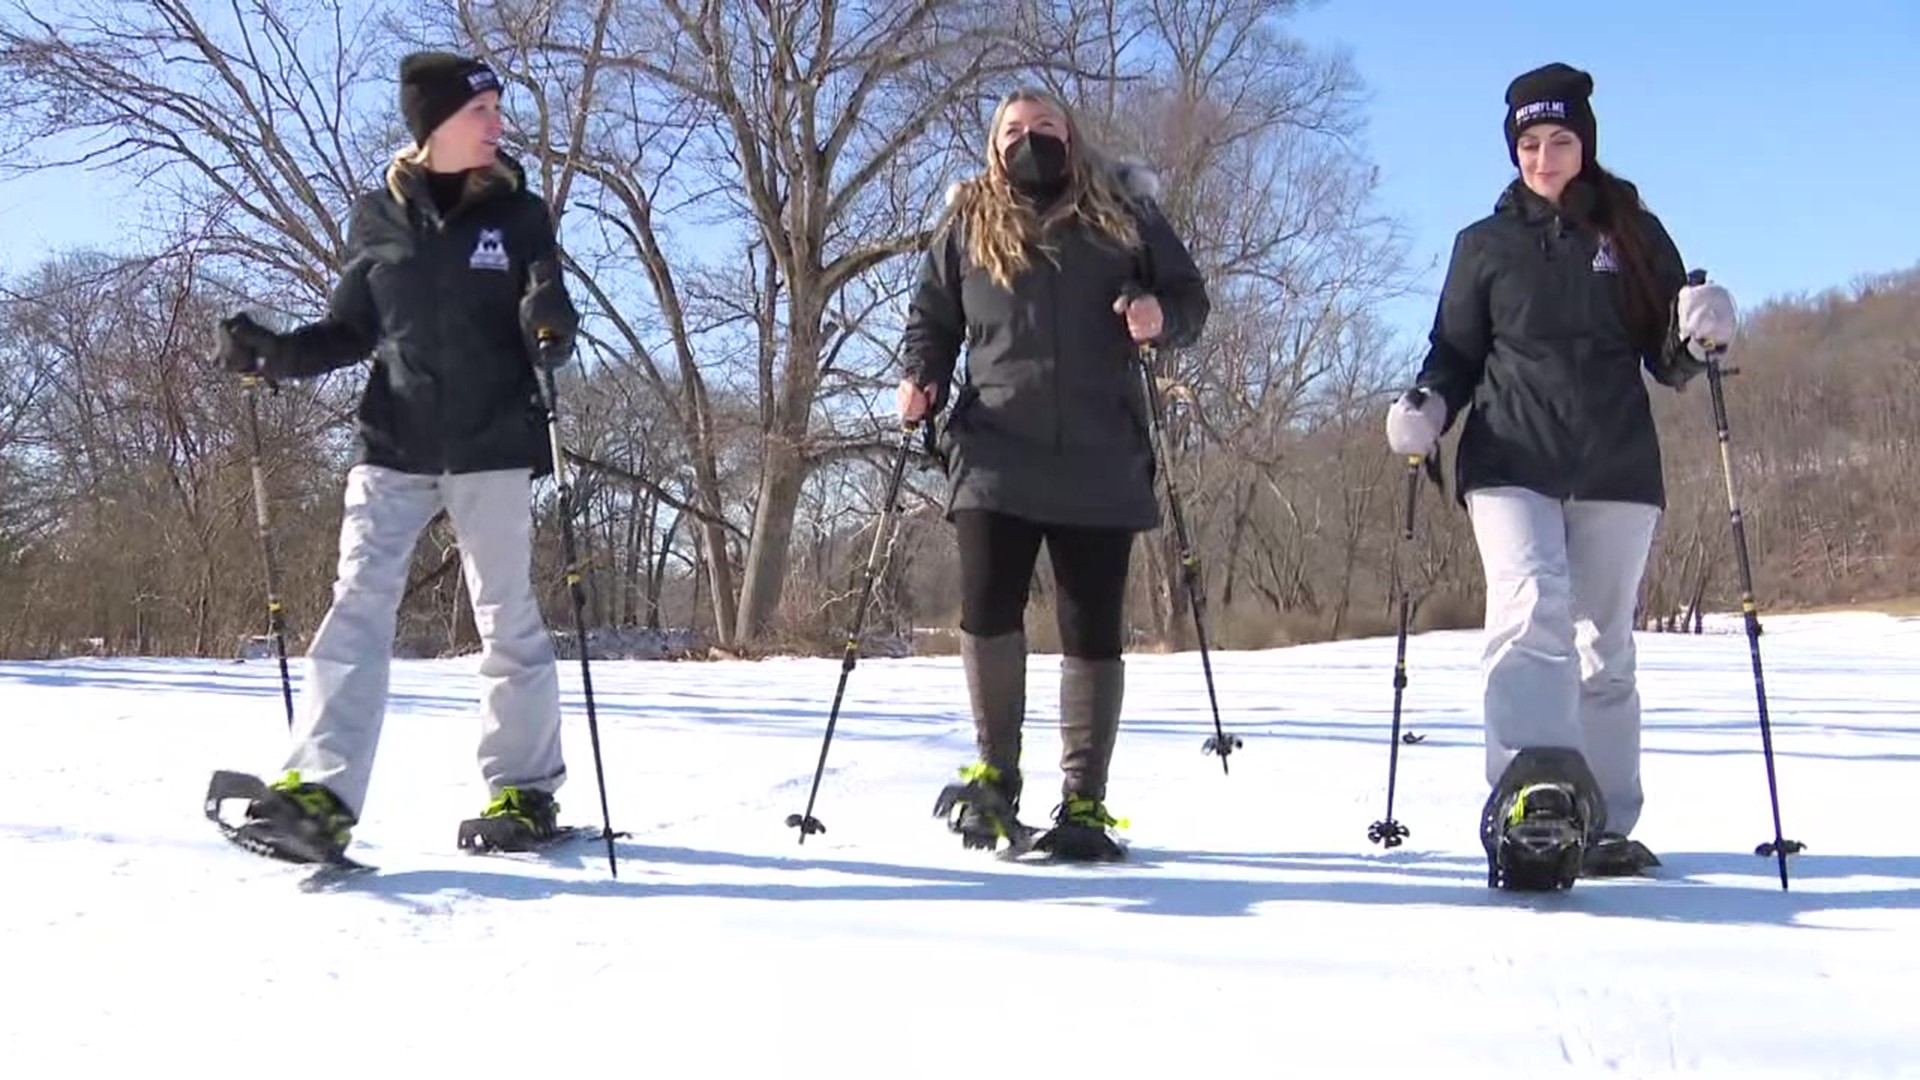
[1120,386,1151,445]
[934,383,979,467]
[1120,387,1156,483]
[946,382,978,429]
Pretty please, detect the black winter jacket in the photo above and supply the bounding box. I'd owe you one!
[1415,180,1704,509]
[263,154,578,477]
[902,164,1210,530]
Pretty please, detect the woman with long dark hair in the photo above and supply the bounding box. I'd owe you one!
[1386,62,1736,889]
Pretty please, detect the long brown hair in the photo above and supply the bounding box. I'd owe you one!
[948,88,1144,290]
[1565,163,1663,353]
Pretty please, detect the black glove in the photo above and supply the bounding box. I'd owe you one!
[216,313,282,376]
[520,258,576,368]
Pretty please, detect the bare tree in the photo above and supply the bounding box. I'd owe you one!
[0,0,393,654]
[0,0,396,305]
[1014,0,1417,644]
[6,0,1904,661]
[435,0,1037,647]
[0,251,348,656]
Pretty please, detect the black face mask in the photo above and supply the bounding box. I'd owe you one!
[1003,132,1070,198]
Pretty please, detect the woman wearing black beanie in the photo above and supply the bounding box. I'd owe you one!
[211,51,581,864]
[1384,62,1738,890]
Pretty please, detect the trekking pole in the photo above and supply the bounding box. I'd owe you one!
[1688,268,1802,891]
[235,365,296,729]
[787,420,920,842]
[1368,397,1429,849]
[1136,340,1240,772]
[526,267,624,877]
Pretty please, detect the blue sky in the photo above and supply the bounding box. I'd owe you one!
[4,1,1916,352]
[1289,0,1920,345]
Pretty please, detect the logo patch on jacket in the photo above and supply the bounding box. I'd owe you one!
[1591,236,1617,274]
[470,228,510,272]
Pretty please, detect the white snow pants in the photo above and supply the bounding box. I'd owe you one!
[282,464,565,817]
[1467,487,1661,836]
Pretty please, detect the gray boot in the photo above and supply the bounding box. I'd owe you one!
[961,630,1027,806]
[1058,656,1124,802]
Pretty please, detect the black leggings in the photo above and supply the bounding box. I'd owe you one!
[954,509,1135,660]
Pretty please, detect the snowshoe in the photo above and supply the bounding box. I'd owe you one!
[1486,783,1586,890]
[1030,795,1128,863]
[1479,748,1603,892]
[457,785,564,853]
[204,769,366,869]
[933,762,1036,856]
[1581,833,1661,878]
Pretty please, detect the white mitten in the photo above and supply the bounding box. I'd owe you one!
[1386,389,1446,457]
[1677,282,1736,360]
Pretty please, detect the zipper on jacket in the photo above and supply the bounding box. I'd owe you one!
[1568,215,1598,499]
[1048,265,1062,452]
[409,178,454,473]
[1546,211,1585,497]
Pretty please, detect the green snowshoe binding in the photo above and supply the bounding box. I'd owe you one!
[204,769,361,867]
[934,762,1036,855]
[457,785,563,853]
[1031,795,1129,863]
[1479,747,1604,892]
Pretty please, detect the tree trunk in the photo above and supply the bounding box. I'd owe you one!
[699,516,738,644]
[647,513,680,633]
[732,317,826,645]
[733,429,812,644]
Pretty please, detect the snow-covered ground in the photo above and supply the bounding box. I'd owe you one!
[4,612,1915,1077]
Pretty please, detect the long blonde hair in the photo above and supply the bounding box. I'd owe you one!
[949,89,1145,290]
[384,143,518,204]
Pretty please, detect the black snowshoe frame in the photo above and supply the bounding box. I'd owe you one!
[934,780,1039,859]
[1479,748,1606,892]
[204,769,371,871]
[933,781,1130,864]
[207,768,624,872]
[456,817,618,855]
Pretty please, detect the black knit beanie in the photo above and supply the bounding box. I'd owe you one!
[1504,62,1596,168]
[399,51,502,146]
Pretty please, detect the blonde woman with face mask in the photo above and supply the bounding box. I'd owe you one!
[901,89,1211,861]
